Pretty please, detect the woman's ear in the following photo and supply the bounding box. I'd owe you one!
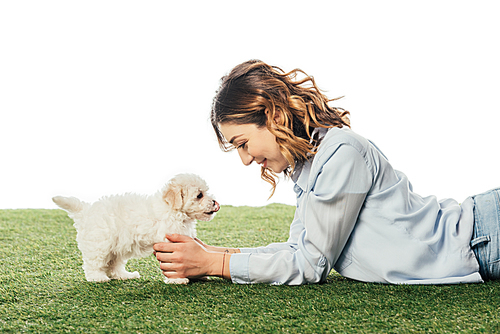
[274,110,283,125]
[265,109,283,126]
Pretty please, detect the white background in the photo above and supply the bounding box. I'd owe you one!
[1,1,499,209]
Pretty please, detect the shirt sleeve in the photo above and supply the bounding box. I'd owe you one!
[229,144,373,285]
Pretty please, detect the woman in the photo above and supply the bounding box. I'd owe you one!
[154,60,498,285]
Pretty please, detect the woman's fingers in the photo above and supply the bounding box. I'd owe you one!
[153,241,176,253]
[155,249,184,263]
[159,261,179,271]
[153,234,193,253]
[165,233,192,243]
[159,262,190,279]
[155,251,170,263]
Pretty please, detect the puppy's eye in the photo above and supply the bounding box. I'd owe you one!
[197,192,203,199]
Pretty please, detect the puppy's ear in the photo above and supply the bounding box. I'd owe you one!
[162,184,184,210]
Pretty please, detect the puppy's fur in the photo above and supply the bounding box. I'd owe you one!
[53,173,219,284]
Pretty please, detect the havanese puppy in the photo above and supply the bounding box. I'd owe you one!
[53,173,219,284]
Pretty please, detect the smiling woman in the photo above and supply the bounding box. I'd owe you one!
[210,60,350,195]
[153,59,497,286]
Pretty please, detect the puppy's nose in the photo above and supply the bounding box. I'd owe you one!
[213,200,220,212]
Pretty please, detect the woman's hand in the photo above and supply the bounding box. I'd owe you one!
[194,237,241,254]
[153,234,225,279]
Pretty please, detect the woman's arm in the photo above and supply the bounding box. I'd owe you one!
[153,218,299,281]
[154,145,371,284]
[229,144,372,284]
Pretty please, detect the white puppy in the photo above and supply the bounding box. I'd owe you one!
[53,173,219,284]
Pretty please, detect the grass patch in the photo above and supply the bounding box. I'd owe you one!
[1,204,500,333]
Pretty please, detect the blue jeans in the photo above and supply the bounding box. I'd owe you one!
[471,188,500,281]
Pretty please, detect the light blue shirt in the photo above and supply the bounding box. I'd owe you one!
[229,127,483,285]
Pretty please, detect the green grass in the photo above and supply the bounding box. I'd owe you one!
[1,205,500,333]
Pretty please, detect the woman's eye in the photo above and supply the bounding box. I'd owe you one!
[197,192,203,199]
[237,142,247,149]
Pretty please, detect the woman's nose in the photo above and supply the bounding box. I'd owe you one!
[238,149,254,166]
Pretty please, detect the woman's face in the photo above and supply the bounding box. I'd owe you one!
[219,123,289,173]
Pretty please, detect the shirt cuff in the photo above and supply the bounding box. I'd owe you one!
[229,252,251,284]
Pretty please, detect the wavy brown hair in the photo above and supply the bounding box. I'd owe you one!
[210,60,350,196]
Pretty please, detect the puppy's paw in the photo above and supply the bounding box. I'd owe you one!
[113,271,141,280]
[127,271,141,280]
[85,271,111,282]
[163,277,190,285]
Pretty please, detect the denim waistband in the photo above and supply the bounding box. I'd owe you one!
[471,188,500,281]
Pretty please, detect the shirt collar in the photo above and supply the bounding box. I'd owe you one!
[311,127,328,145]
[292,159,312,192]
[291,127,329,190]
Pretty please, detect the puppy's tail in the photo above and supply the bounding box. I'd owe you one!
[52,196,84,213]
